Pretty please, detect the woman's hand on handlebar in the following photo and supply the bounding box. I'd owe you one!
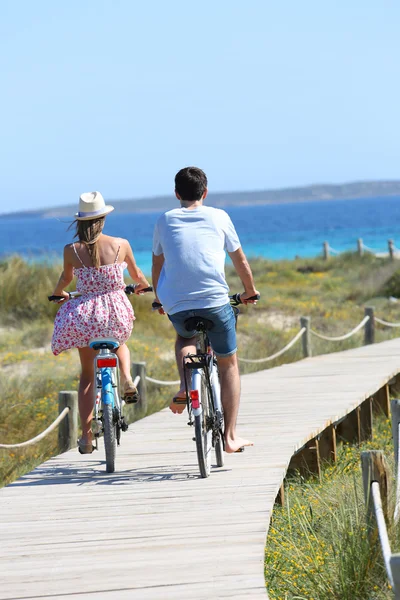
[48,290,70,304]
[133,282,153,295]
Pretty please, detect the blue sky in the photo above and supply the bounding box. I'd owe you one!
[1,0,399,212]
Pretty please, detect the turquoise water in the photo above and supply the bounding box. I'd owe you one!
[1,196,400,274]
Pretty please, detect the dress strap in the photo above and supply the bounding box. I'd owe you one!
[114,245,121,264]
[73,243,86,267]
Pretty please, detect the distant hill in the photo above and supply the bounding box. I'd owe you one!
[2,180,400,218]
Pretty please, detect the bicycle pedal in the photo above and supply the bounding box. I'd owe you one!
[121,422,129,432]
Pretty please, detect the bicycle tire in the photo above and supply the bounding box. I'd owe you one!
[193,374,212,478]
[103,402,116,473]
[210,368,224,467]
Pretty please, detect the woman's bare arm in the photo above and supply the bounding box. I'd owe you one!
[51,246,75,299]
[124,240,150,291]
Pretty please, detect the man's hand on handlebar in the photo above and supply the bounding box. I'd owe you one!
[152,297,165,315]
[240,290,261,305]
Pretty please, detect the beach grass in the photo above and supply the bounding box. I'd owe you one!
[2,252,400,486]
[265,415,396,600]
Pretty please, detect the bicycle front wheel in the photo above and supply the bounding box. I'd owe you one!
[192,372,212,478]
[102,402,116,473]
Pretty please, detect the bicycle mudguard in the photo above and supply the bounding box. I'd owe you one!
[101,368,115,406]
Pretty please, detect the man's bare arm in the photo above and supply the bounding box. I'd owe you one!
[152,252,166,313]
[228,247,259,302]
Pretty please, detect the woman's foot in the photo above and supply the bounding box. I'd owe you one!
[78,433,94,454]
[169,390,187,414]
[122,379,139,404]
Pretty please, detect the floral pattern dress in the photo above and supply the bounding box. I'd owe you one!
[51,259,135,356]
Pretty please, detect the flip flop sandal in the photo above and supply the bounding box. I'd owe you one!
[123,381,140,404]
[172,395,187,405]
[171,394,187,413]
[77,439,95,454]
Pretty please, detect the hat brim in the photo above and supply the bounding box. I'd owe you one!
[75,206,114,221]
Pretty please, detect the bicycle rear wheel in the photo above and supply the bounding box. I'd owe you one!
[102,403,116,473]
[192,372,212,478]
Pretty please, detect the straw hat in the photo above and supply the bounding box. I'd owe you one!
[75,192,114,221]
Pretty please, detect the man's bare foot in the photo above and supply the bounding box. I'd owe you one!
[169,390,187,414]
[225,436,254,454]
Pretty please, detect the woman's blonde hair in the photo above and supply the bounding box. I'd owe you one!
[71,216,105,268]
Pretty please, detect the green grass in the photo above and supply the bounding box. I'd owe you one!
[3,252,400,486]
[265,416,397,599]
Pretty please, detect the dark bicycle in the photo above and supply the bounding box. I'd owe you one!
[182,293,259,478]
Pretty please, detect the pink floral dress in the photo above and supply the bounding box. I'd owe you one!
[51,246,135,356]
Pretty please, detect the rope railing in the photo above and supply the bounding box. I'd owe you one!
[371,480,394,588]
[0,407,70,449]
[237,328,306,364]
[322,238,399,261]
[375,317,400,328]
[145,376,181,386]
[310,315,370,342]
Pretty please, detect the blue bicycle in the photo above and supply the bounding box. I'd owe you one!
[49,284,152,473]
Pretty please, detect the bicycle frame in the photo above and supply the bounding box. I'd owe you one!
[184,330,223,446]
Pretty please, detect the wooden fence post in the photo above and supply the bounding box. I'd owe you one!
[300,316,311,358]
[58,391,78,453]
[392,400,400,469]
[390,555,400,599]
[357,238,364,257]
[323,241,329,260]
[359,397,373,441]
[364,306,375,345]
[361,450,390,523]
[373,385,390,417]
[132,361,147,414]
[389,239,395,261]
[318,425,337,463]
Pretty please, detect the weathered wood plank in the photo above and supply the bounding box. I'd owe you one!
[2,337,400,599]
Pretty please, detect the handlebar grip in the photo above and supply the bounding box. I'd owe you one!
[125,285,154,295]
[230,293,260,306]
[48,295,65,302]
[152,301,163,310]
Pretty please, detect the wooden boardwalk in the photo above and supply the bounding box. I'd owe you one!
[2,337,400,600]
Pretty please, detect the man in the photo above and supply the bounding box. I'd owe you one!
[152,167,259,453]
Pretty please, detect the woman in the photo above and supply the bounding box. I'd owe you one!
[51,191,150,454]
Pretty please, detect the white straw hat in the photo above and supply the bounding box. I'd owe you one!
[75,192,114,221]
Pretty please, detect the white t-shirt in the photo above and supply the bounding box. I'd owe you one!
[152,206,241,315]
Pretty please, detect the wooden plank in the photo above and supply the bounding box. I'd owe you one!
[2,337,400,600]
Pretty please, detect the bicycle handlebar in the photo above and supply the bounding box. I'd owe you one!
[151,293,260,311]
[48,286,153,302]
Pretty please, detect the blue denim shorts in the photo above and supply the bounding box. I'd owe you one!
[168,303,237,358]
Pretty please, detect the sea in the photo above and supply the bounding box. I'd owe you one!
[1,195,400,274]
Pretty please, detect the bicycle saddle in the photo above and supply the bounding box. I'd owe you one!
[184,317,214,332]
[89,337,120,351]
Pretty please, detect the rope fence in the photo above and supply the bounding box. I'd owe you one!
[360,401,400,597]
[310,315,370,342]
[3,307,400,452]
[323,238,398,261]
[0,407,70,449]
[237,327,306,364]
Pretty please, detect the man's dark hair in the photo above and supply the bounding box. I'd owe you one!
[175,167,208,201]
